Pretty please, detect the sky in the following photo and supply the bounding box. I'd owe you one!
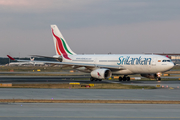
[0,0,180,57]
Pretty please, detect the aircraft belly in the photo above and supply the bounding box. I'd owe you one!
[124,65,154,74]
[112,69,133,75]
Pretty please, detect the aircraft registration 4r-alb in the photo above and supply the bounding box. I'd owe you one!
[8,25,174,81]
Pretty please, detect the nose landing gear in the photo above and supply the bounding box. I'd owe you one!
[156,77,161,81]
[154,73,161,81]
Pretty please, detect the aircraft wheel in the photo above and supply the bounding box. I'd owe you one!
[156,77,161,81]
[123,76,127,81]
[119,77,122,81]
[127,77,130,81]
[90,77,94,81]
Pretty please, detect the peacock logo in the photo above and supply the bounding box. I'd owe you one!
[52,28,73,60]
[97,72,101,77]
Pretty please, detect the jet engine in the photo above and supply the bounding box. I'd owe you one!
[91,69,112,79]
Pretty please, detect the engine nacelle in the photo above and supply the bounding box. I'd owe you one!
[91,69,112,79]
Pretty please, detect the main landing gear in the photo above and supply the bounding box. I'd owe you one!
[90,77,102,82]
[119,75,130,81]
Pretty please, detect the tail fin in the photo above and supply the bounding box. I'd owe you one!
[51,25,76,60]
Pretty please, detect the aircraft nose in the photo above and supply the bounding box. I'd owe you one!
[169,62,174,69]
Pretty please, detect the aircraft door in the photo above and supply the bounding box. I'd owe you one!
[94,58,98,65]
[152,57,156,66]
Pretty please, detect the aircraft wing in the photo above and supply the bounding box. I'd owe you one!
[30,55,61,59]
[7,55,124,70]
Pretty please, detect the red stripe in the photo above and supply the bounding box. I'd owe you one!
[7,55,15,60]
[56,42,61,55]
[52,29,71,60]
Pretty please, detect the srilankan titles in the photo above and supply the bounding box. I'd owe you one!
[117,56,152,65]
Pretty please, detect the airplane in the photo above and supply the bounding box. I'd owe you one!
[8,57,45,66]
[7,25,174,81]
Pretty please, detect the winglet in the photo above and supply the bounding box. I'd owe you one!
[7,55,15,60]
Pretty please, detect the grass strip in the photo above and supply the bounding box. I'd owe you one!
[0,99,180,104]
[5,83,156,89]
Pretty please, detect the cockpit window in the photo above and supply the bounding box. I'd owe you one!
[162,60,171,62]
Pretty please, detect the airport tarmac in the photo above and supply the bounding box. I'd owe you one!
[0,77,180,120]
[0,76,180,88]
[0,103,180,120]
[0,88,179,100]
[122,80,180,88]
[0,76,90,83]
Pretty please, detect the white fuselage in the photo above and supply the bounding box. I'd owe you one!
[62,54,174,75]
